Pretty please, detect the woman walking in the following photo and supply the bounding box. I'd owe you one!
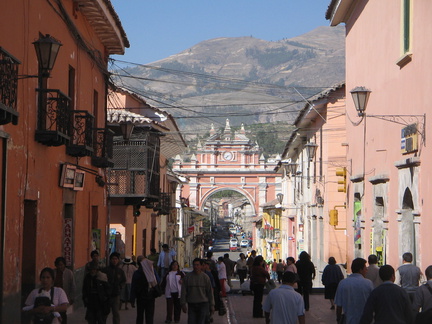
[161,261,184,324]
[322,257,344,310]
[250,255,269,318]
[295,251,316,311]
[236,253,248,285]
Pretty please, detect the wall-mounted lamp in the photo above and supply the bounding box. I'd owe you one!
[120,121,135,140]
[305,142,318,162]
[276,193,284,205]
[350,86,371,117]
[33,34,62,77]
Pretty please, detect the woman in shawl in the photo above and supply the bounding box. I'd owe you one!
[130,256,160,324]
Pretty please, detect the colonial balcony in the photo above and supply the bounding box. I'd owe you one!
[153,192,172,215]
[66,110,94,157]
[35,89,70,146]
[107,131,161,205]
[92,128,114,168]
[0,47,20,125]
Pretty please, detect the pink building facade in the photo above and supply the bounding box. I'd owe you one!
[327,0,431,268]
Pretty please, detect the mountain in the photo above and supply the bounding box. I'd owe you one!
[113,26,345,132]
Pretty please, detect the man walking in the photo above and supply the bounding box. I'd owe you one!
[360,265,412,324]
[158,244,176,279]
[217,257,227,297]
[412,265,432,323]
[334,258,374,324]
[102,252,126,324]
[365,254,382,287]
[181,258,215,324]
[223,253,236,288]
[263,271,305,324]
[395,252,422,302]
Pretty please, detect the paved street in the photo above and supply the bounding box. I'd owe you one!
[68,278,335,324]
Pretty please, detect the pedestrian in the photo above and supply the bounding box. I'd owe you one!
[271,259,278,281]
[206,252,224,315]
[147,248,159,272]
[334,258,374,324]
[130,256,159,324]
[250,255,270,318]
[276,259,285,284]
[85,250,102,274]
[412,265,432,324]
[286,257,297,273]
[82,262,111,324]
[360,264,413,324]
[365,254,382,287]
[180,258,215,324]
[217,256,227,297]
[295,251,316,311]
[236,253,248,285]
[102,252,126,324]
[246,250,256,277]
[223,253,236,288]
[202,261,216,324]
[395,252,423,302]
[322,257,345,310]
[53,256,76,324]
[262,271,305,324]
[23,267,69,324]
[161,260,185,324]
[120,256,137,310]
[158,244,176,279]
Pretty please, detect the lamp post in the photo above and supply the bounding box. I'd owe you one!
[350,86,371,117]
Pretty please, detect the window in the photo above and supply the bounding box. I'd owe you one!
[397,0,412,67]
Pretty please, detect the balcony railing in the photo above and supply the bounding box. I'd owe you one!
[154,192,172,215]
[92,128,114,168]
[35,89,70,146]
[66,110,94,157]
[0,47,20,125]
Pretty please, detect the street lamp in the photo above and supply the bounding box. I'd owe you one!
[33,34,62,77]
[120,121,135,140]
[305,142,318,162]
[276,193,284,205]
[350,86,371,117]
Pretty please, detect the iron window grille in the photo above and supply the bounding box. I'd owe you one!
[35,88,70,146]
[66,110,94,157]
[0,47,20,125]
[92,128,114,168]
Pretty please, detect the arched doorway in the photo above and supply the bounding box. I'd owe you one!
[400,188,416,262]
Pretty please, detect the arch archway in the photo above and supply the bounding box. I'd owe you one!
[400,187,415,260]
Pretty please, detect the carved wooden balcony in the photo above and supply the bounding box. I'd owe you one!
[66,110,94,157]
[91,128,114,168]
[35,89,70,146]
[0,47,20,125]
[107,131,161,204]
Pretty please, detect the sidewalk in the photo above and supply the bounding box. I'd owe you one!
[68,279,335,323]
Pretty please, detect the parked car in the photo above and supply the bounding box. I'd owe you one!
[229,239,238,251]
[240,239,248,247]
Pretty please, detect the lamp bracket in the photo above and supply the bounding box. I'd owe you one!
[367,114,425,144]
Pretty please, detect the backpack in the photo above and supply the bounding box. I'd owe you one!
[415,284,432,324]
[33,287,55,324]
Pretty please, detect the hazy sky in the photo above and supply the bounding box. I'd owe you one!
[110,0,331,65]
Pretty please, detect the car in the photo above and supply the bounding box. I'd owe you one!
[240,239,248,247]
[230,238,238,245]
[229,239,238,251]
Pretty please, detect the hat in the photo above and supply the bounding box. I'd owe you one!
[123,256,132,264]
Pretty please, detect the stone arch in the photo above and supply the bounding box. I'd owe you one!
[400,187,415,261]
[200,187,257,216]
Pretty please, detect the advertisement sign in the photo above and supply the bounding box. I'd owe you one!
[354,201,362,244]
[63,218,73,266]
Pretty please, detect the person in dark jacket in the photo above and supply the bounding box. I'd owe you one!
[82,263,111,324]
[295,251,316,311]
[130,256,159,324]
[250,255,270,318]
[102,252,126,324]
[322,257,344,310]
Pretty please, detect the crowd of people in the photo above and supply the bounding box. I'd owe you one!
[21,247,432,324]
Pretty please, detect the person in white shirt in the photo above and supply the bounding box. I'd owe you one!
[162,261,185,324]
[263,271,305,324]
[217,257,227,297]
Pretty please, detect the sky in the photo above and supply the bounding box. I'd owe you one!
[110,0,331,65]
